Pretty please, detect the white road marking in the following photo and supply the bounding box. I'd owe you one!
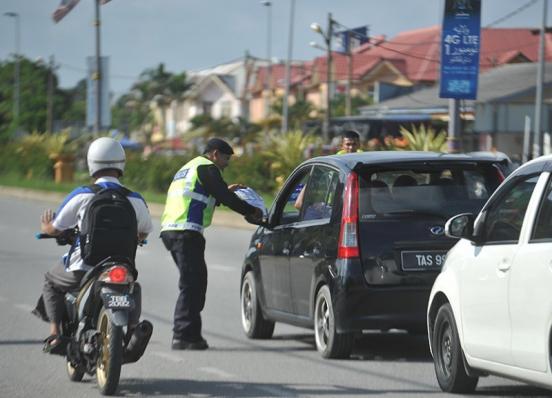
[198,366,235,379]
[14,303,33,312]
[256,385,289,396]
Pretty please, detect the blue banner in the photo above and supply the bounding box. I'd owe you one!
[439,0,481,99]
[334,26,368,54]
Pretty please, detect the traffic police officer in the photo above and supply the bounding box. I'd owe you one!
[160,138,262,350]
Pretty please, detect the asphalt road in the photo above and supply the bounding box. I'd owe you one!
[0,195,550,397]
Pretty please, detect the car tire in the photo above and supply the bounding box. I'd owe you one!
[314,285,354,359]
[432,303,478,393]
[241,271,275,339]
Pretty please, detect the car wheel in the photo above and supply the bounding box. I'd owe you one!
[432,303,478,393]
[241,271,274,339]
[314,285,353,359]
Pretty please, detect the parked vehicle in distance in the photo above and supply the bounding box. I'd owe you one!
[428,155,552,393]
[240,151,505,359]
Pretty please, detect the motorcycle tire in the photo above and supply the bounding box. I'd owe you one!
[66,360,85,382]
[96,308,124,396]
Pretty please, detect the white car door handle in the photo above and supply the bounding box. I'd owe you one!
[497,260,511,272]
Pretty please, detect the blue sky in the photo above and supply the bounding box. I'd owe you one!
[0,0,548,96]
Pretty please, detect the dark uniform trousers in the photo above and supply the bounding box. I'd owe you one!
[161,230,207,342]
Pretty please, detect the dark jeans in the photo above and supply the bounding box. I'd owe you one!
[38,262,142,327]
[161,230,207,342]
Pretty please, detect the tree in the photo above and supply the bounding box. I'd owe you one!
[112,63,192,140]
[269,97,316,131]
[330,94,372,117]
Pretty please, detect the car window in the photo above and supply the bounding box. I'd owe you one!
[299,166,339,222]
[358,163,501,219]
[275,169,310,225]
[483,175,539,244]
[531,175,552,241]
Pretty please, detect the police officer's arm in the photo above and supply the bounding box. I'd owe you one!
[197,164,258,216]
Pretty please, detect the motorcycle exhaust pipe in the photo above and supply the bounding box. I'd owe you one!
[123,320,153,364]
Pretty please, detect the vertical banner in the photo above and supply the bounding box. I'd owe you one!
[334,26,368,54]
[439,0,481,99]
[86,56,111,129]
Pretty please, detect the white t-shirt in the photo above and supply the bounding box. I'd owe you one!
[52,176,153,272]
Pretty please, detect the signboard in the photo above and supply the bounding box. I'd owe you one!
[86,56,111,128]
[334,26,369,54]
[439,0,481,99]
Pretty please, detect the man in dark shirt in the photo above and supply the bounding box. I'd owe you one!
[160,138,262,350]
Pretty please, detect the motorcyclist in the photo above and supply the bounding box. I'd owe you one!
[33,137,153,354]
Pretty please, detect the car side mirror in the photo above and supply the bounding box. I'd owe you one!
[445,213,475,241]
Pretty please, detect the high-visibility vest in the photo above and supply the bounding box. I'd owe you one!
[336,149,363,155]
[161,156,217,234]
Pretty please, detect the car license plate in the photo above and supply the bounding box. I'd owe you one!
[103,293,132,309]
[401,250,447,271]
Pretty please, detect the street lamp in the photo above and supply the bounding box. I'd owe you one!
[261,1,272,118]
[281,0,296,134]
[4,11,20,132]
[310,13,334,143]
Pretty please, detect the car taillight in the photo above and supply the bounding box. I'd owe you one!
[99,265,132,284]
[495,166,505,182]
[338,172,360,259]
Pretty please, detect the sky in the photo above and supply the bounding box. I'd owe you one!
[0,0,549,96]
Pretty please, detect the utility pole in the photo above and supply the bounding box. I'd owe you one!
[94,0,102,135]
[346,29,352,117]
[282,0,296,134]
[448,99,461,153]
[533,0,547,158]
[323,12,334,143]
[261,1,272,118]
[47,55,57,134]
[3,12,20,132]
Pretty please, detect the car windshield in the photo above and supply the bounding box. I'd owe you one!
[358,163,502,219]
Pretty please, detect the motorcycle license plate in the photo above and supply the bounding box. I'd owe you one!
[103,293,133,309]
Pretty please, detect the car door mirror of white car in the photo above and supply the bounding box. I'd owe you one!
[445,213,476,241]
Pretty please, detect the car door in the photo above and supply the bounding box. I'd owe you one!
[509,172,551,371]
[289,165,341,317]
[460,174,539,365]
[258,168,310,313]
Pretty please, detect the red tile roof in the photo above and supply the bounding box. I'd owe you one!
[250,26,552,94]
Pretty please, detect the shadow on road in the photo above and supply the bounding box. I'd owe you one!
[474,384,551,397]
[118,378,437,397]
[270,331,432,363]
[0,339,43,346]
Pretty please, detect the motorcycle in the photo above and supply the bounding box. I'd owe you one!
[36,229,153,396]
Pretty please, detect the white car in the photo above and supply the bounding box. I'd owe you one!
[427,155,552,393]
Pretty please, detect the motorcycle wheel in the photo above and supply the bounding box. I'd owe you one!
[96,308,123,396]
[66,360,85,382]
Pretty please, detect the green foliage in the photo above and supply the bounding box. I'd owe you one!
[260,130,321,187]
[123,153,193,193]
[188,115,261,144]
[269,97,316,130]
[223,153,277,194]
[330,94,373,117]
[398,124,448,152]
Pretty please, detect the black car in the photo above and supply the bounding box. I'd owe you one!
[240,151,505,359]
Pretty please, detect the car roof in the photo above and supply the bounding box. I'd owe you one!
[510,154,552,176]
[302,151,505,171]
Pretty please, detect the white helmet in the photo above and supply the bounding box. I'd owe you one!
[87,137,126,177]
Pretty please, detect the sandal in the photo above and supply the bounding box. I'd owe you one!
[43,335,67,355]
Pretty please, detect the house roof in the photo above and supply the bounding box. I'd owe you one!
[360,62,552,117]
[251,63,311,93]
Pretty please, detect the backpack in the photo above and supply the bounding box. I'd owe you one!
[79,184,138,265]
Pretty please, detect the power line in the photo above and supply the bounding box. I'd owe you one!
[485,0,538,28]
